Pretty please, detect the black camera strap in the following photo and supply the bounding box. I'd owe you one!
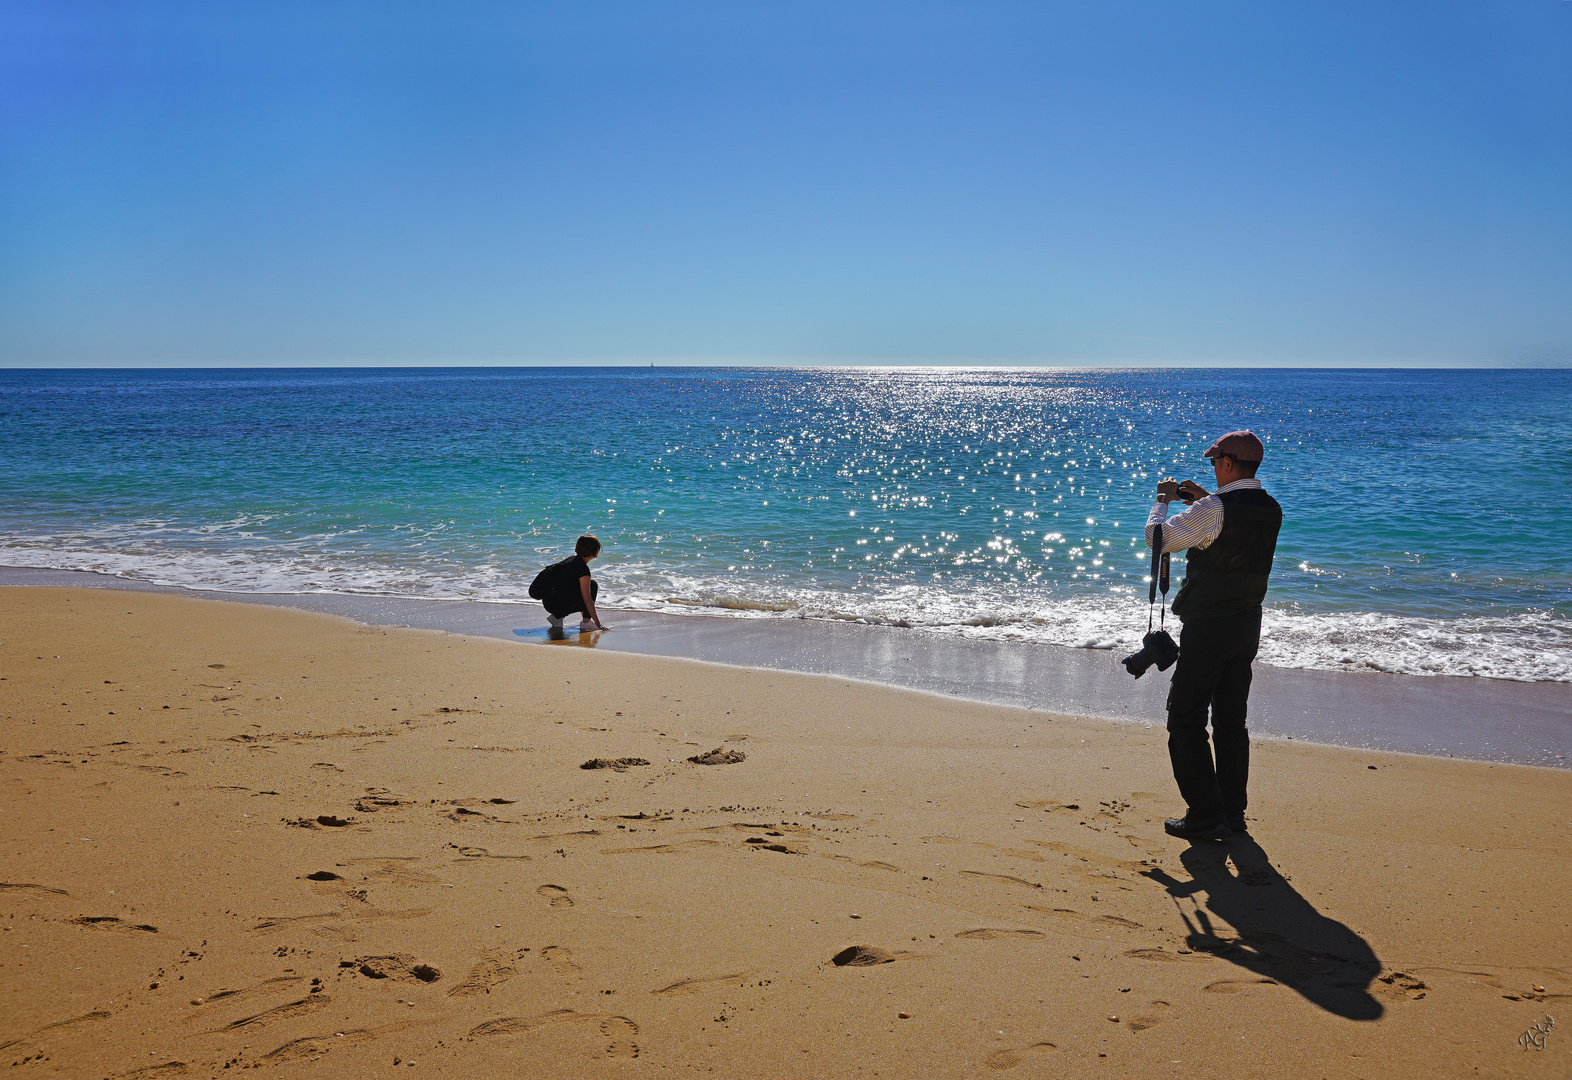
[1147,524,1171,635]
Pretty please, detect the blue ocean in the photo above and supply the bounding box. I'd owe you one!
[2,367,1568,682]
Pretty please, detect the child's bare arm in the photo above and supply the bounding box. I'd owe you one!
[579,576,605,629]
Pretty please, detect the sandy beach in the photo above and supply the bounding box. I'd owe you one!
[2,586,1569,1079]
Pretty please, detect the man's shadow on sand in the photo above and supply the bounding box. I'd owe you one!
[1141,834,1384,1020]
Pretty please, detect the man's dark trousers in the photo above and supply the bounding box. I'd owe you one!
[1166,611,1261,821]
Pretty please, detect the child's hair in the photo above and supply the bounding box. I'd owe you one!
[575,535,602,559]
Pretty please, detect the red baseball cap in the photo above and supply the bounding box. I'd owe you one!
[1204,430,1265,462]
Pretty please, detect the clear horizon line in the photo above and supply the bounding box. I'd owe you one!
[3,357,1569,371]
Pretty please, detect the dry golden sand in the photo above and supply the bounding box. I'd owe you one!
[1,586,1569,1079]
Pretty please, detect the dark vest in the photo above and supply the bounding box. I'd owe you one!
[1170,488,1282,622]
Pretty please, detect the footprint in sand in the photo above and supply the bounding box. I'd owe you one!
[1126,1000,1173,1031]
[600,839,721,856]
[1374,971,1429,1001]
[652,971,758,996]
[830,946,918,967]
[454,847,532,861]
[447,952,528,997]
[1026,906,1145,935]
[105,1062,190,1079]
[469,1013,559,1037]
[304,871,348,897]
[601,1016,640,1058]
[257,1016,429,1064]
[1026,839,1149,874]
[0,882,69,896]
[1202,978,1280,994]
[341,861,440,886]
[260,1029,374,1064]
[955,928,1046,941]
[0,1010,110,1054]
[959,870,1042,890]
[72,915,158,933]
[724,822,812,837]
[352,953,441,983]
[1014,799,1081,814]
[353,793,417,813]
[975,843,1048,864]
[248,904,432,942]
[985,1042,1058,1070]
[468,1010,639,1059]
[251,913,360,943]
[541,946,579,972]
[135,765,188,779]
[537,884,574,909]
[1121,947,1212,964]
[580,757,650,771]
[530,827,605,843]
[211,994,332,1033]
[285,815,356,829]
[183,977,304,1023]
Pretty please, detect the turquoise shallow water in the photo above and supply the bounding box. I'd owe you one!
[2,366,1569,681]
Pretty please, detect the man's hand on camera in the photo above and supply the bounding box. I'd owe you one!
[1156,478,1181,502]
[1177,480,1209,503]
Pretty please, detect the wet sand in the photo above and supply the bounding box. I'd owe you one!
[4,566,1568,767]
[1,585,1569,1079]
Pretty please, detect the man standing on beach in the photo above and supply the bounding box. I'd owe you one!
[1147,431,1282,841]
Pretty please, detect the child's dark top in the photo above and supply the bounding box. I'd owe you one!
[535,555,591,603]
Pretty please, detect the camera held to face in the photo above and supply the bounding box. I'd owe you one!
[1122,629,1179,679]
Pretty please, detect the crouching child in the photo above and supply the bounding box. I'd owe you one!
[528,535,607,631]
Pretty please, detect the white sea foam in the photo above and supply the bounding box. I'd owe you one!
[5,538,1569,683]
[1259,609,1572,683]
[604,576,1572,682]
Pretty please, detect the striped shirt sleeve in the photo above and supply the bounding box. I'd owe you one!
[1143,478,1263,553]
[1146,494,1224,553]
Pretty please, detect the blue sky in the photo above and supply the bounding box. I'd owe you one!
[2,1,1569,367]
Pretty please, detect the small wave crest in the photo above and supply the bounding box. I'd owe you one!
[665,593,801,613]
[5,538,1568,683]
[611,581,1572,682]
[1259,609,1572,682]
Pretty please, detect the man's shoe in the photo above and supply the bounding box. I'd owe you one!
[546,613,564,629]
[1226,813,1248,834]
[1164,815,1233,841]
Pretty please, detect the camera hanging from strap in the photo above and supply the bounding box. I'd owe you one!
[1147,523,1171,636]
